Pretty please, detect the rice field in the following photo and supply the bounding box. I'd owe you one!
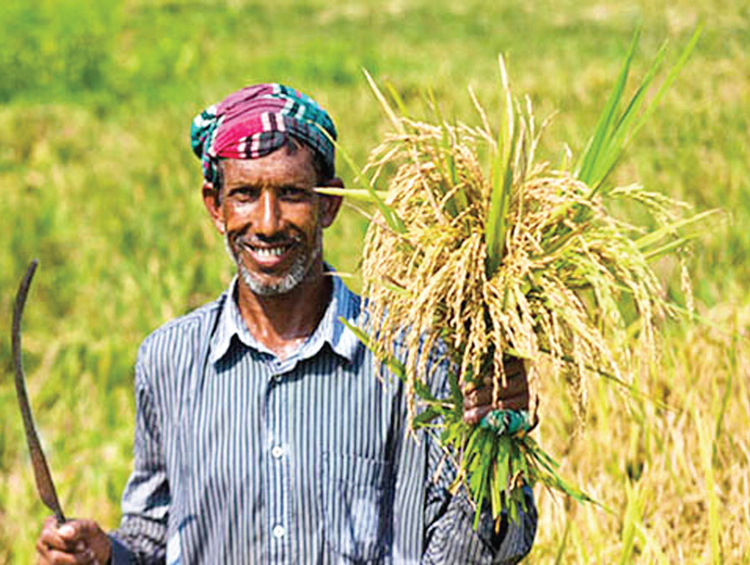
[1,0,748,562]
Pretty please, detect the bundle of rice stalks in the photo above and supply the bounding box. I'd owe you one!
[323,27,714,527]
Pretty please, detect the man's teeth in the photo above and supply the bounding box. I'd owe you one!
[253,246,286,257]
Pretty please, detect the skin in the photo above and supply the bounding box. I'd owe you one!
[36,141,529,562]
[202,145,344,359]
[36,518,110,565]
[462,357,530,425]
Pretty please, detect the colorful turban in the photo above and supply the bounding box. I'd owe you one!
[190,83,337,184]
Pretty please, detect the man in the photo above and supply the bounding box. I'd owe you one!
[37,84,536,564]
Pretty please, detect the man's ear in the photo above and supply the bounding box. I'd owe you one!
[202,181,225,234]
[319,177,344,229]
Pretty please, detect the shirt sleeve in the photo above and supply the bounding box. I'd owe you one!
[421,431,538,564]
[419,356,538,564]
[108,350,169,564]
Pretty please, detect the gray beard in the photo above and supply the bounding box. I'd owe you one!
[224,227,322,297]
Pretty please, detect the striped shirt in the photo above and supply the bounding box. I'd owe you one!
[109,274,537,564]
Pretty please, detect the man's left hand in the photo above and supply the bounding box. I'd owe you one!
[462,357,529,425]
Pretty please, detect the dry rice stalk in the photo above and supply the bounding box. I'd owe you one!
[325,28,710,526]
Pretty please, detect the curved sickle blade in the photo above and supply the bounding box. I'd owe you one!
[12,259,66,524]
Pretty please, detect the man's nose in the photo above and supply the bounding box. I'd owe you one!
[255,190,282,235]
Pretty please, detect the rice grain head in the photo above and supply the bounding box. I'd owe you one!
[361,103,676,430]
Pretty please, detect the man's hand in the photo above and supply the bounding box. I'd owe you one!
[462,357,529,425]
[36,517,111,565]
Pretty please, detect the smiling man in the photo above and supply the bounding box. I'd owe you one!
[206,142,343,359]
[216,146,334,296]
[36,84,536,564]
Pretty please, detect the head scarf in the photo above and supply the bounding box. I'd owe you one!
[190,83,337,184]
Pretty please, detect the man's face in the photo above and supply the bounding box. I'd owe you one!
[204,146,341,297]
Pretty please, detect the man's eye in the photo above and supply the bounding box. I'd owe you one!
[230,187,259,201]
[280,187,309,200]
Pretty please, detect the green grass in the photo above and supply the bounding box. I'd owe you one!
[1,0,749,561]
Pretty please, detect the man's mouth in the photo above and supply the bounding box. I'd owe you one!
[249,245,288,258]
[240,240,297,267]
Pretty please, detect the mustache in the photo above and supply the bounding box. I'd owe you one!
[231,233,303,247]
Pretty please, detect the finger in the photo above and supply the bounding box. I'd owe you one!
[465,395,529,414]
[37,547,83,565]
[500,374,527,396]
[76,548,96,564]
[36,536,52,564]
[465,378,526,407]
[495,390,530,412]
[63,519,111,565]
[462,380,480,395]
[38,519,101,564]
[465,374,518,397]
[500,358,525,380]
[465,386,530,411]
[473,364,524,390]
[463,405,493,425]
[491,358,525,381]
[40,518,71,552]
[463,387,493,410]
[58,523,87,553]
[464,393,532,424]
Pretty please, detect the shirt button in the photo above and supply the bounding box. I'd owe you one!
[273,525,285,539]
[271,445,285,459]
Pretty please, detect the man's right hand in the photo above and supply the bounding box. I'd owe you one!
[36,517,111,565]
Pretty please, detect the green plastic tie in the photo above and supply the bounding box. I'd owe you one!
[479,409,531,436]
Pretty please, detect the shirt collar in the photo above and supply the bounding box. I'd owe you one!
[209,267,362,366]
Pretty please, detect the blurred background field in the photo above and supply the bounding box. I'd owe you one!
[1,0,748,562]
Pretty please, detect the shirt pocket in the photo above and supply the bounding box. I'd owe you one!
[321,452,394,563]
